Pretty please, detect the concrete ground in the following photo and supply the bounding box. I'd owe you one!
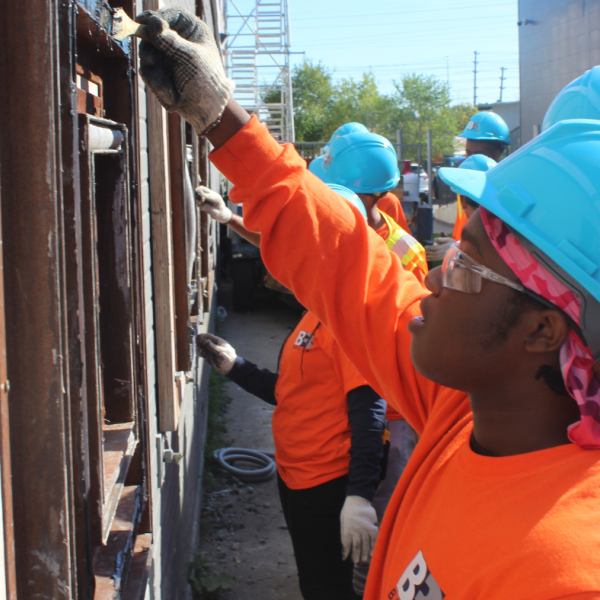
[198,296,304,600]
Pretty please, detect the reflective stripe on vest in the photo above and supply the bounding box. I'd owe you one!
[379,211,428,279]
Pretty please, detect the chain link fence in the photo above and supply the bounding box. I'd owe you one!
[293,142,328,160]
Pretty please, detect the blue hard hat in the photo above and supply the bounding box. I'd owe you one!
[542,66,600,131]
[326,131,400,194]
[329,122,369,143]
[438,119,600,357]
[460,111,510,145]
[450,154,497,194]
[326,183,368,222]
[308,155,331,182]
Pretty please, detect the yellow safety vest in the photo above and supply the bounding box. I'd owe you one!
[379,211,428,283]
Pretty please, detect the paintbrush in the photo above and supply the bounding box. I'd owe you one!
[111,8,148,42]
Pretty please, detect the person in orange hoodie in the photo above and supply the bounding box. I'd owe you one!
[137,9,600,599]
[196,183,385,600]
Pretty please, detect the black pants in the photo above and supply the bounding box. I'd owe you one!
[277,473,362,600]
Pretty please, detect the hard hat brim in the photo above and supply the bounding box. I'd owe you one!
[438,166,600,305]
[458,130,511,144]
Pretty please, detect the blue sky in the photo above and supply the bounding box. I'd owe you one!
[286,0,520,105]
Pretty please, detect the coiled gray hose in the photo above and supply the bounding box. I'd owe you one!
[213,447,276,483]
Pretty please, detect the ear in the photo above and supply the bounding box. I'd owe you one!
[524,309,570,354]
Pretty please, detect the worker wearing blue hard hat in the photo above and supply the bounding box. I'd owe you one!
[311,126,410,232]
[139,9,600,597]
[542,65,600,130]
[310,127,426,596]
[460,111,510,161]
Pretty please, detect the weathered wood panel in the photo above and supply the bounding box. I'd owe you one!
[146,93,179,433]
[168,113,192,373]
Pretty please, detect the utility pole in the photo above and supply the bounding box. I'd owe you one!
[473,51,479,106]
[499,67,507,102]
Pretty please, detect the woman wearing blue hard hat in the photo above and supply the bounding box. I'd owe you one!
[459,111,510,161]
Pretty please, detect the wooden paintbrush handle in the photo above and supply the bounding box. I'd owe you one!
[112,8,148,42]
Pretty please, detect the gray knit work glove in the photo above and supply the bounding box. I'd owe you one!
[136,8,235,134]
[197,333,237,375]
[196,185,233,224]
[425,236,454,262]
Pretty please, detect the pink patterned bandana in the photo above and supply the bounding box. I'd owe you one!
[480,207,600,449]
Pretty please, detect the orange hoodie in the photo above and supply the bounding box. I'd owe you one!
[211,116,600,600]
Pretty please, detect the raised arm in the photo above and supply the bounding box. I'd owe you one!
[209,114,438,431]
[135,9,439,432]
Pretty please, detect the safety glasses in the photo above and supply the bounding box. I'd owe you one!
[441,242,586,341]
[441,242,524,294]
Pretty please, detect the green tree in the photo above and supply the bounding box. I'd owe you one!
[328,73,399,141]
[290,60,336,141]
[265,62,473,157]
[262,60,335,141]
[393,73,459,159]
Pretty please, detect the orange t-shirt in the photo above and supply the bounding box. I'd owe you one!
[377,191,410,233]
[211,116,600,599]
[273,311,368,490]
[452,195,469,240]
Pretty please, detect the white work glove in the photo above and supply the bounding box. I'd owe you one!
[425,236,455,262]
[136,8,235,134]
[340,496,379,564]
[196,333,237,375]
[195,185,233,224]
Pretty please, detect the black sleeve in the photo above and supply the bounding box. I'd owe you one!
[346,385,387,502]
[226,356,278,406]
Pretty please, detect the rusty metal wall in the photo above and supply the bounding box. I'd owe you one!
[519,0,600,144]
[0,0,74,597]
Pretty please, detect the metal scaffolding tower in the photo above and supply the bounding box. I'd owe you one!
[224,0,295,142]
